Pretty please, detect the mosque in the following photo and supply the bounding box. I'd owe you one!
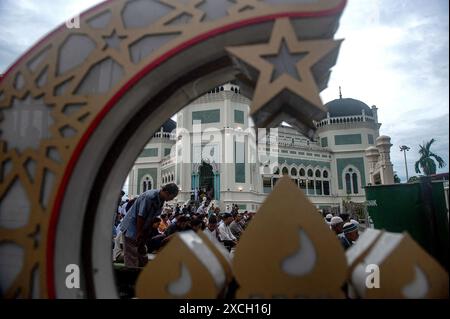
[127,83,395,213]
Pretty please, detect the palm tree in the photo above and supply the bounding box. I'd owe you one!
[414,139,446,175]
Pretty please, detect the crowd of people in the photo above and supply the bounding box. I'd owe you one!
[112,184,253,268]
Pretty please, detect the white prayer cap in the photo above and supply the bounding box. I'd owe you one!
[350,219,359,226]
[330,216,343,225]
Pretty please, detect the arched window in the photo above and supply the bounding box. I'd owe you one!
[344,167,360,195]
[323,170,328,178]
[352,173,359,194]
[273,166,280,175]
[282,167,289,175]
[345,173,351,194]
[323,180,330,195]
[315,170,321,178]
[307,169,313,177]
[142,176,152,193]
[291,167,297,176]
[299,168,305,177]
[315,180,322,195]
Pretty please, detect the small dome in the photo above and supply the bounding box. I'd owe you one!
[324,98,373,118]
[161,118,176,133]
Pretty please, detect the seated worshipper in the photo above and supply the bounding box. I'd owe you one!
[330,216,344,236]
[240,211,248,229]
[158,213,170,233]
[229,213,244,239]
[145,217,164,253]
[340,222,359,250]
[325,214,333,226]
[160,215,191,247]
[120,183,179,267]
[197,202,207,214]
[204,215,219,243]
[190,218,205,233]
[217,213,237,250]
[169,211,180,225]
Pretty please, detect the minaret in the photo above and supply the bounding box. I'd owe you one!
[371,105,378,123]
[365,146,380,185]
[339,86,342,99]
[376,135,394,184]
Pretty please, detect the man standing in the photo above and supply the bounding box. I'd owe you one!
[120,183,179,267]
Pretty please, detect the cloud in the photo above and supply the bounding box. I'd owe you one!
[0,0,103,72]
[320,0,449,181]
[387,113,449,180]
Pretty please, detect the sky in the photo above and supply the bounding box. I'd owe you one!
[0,0,448,183]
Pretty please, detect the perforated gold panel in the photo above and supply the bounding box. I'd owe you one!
[0,0,346,298]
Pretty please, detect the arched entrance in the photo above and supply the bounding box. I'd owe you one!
[0,0,346,298]
[199,162,214,200]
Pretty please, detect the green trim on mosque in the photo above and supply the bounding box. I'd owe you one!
[192,109,220,124]
[234,110,244,124]
[336,157,366,189]
[334,134,362,145]
[137,168,158,193]
[164,148,171,156]
[321,137,328,147]
[368,134,374,145]
[139,148,158,157]
[277,157,331,169]
[237,204,247,210]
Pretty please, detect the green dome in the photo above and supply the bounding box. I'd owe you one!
[324,98,373,117]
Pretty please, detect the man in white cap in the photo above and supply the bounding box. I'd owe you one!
[330,216,344,236]
[340,222,359,250]
[324,214,333,226]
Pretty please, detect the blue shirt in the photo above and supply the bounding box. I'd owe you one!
[119,189,163,240]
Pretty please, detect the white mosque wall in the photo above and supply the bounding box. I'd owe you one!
[127,84,390,212]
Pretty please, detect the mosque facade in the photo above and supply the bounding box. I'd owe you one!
[127,83,394,212]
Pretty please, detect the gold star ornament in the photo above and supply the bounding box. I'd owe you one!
[226,18,342,131]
